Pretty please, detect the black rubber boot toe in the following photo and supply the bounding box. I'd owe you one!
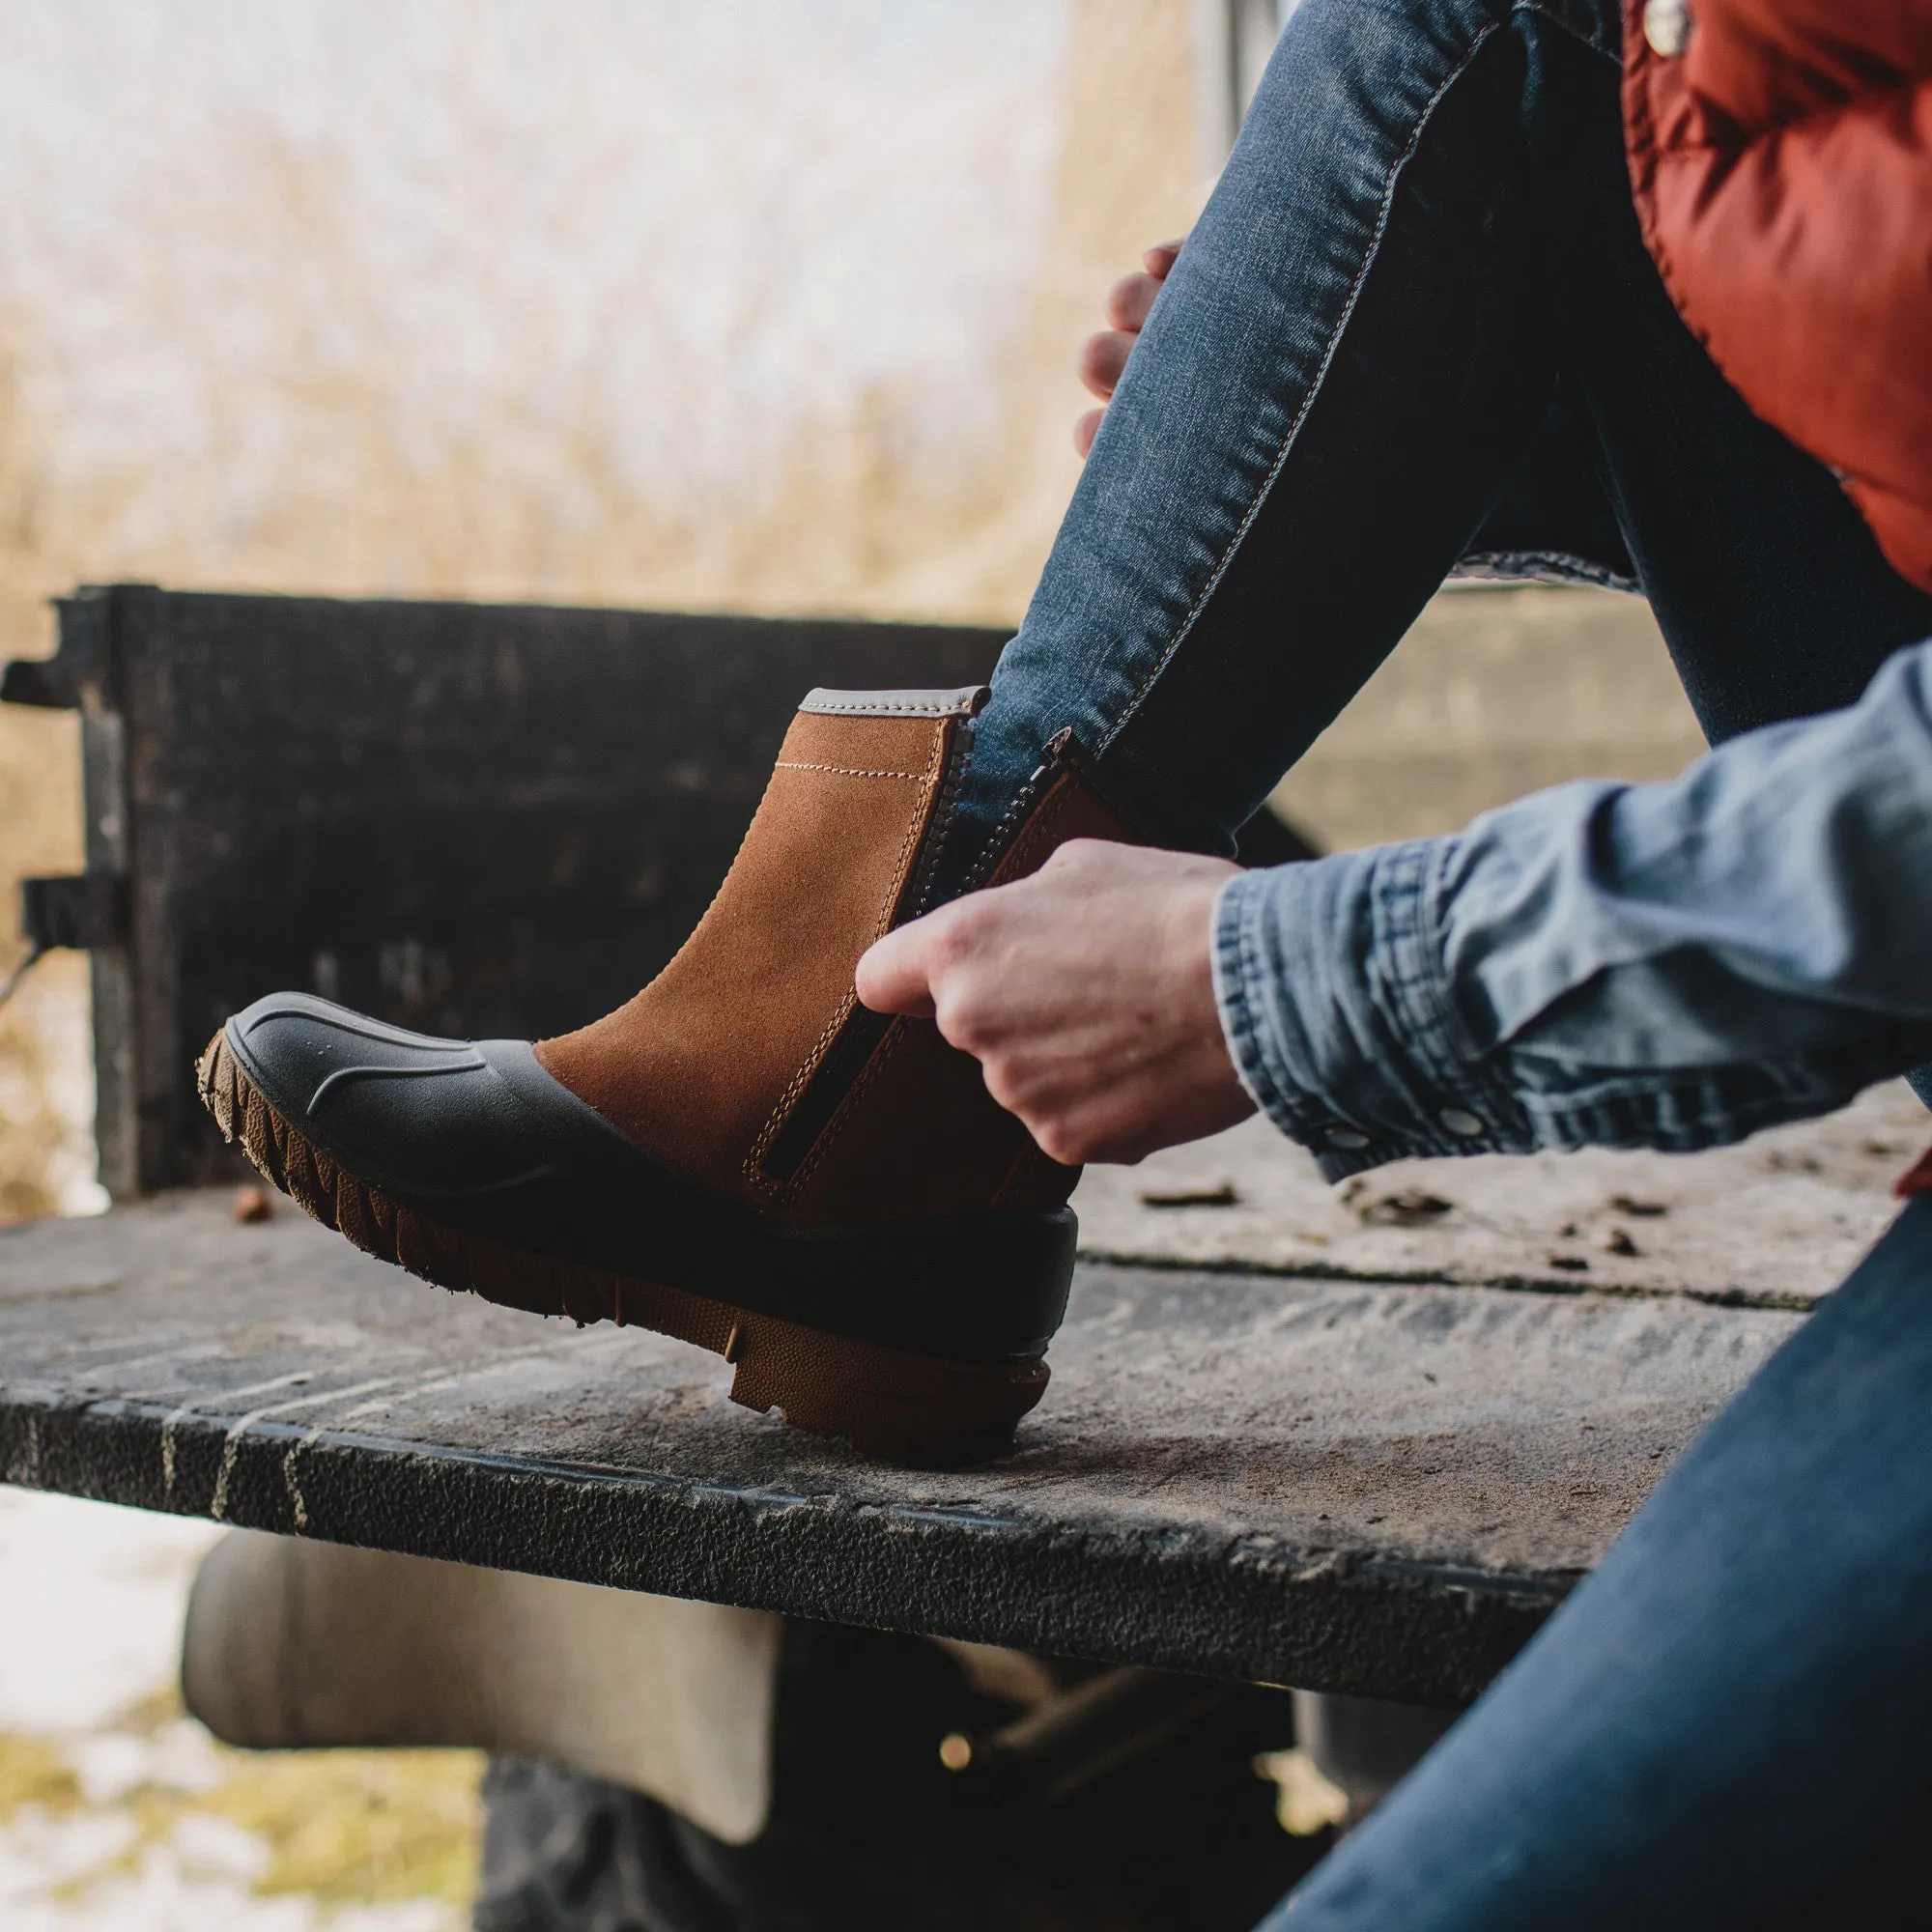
[222,992,658,1207]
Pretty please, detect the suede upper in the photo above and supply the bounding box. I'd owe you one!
[532,690,1134,1228]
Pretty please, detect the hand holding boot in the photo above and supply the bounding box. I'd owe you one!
[857,839,1255,1166]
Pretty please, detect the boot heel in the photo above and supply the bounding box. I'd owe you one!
[720,1309,1048,1467]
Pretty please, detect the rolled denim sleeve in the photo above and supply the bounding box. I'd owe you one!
[1213,638,1932,1180]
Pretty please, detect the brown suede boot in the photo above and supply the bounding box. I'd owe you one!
[198,687,1135,1464]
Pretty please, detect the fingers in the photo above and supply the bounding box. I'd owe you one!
[1074,239,1188,455]
[853,916,943,1019]
[1077,327,1134,402]
[1102,268,1164,334]
[862,844,1253,1167]
[1143,237,1184,279]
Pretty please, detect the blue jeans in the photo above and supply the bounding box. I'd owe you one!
[951,0,1932,1923]
[1270,1194,1932,1930]
[952,0,1932,867]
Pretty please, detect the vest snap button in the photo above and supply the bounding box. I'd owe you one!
[1643,0,1691,58]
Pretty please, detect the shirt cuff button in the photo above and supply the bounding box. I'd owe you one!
[1324,1126,1370,1149]
[1439,1108,1486,1138]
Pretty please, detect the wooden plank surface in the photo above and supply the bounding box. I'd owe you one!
[0,1160,1833,1703]
[1078,1082,1924,1308]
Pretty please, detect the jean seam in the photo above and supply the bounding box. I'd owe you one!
[1094,11,1511,762]
[1092,0,1621,770]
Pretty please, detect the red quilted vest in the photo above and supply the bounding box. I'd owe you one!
[1624,0,1932,594]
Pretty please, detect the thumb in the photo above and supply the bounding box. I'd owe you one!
[855,917,940,1018]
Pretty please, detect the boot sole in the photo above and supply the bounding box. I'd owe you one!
[198,1031,1048,1466]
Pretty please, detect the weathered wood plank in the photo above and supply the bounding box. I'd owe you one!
[0,1188,1804,1704]
[1077,1082,1924,1310]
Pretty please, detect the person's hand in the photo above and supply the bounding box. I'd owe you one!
[855,838,1254,1165]
[1074,237,1184,457]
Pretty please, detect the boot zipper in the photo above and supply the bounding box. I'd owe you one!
[954,726,1077,897]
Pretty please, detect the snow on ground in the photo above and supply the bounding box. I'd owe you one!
[0,1489,479,1930]
[0,1489,222,1733]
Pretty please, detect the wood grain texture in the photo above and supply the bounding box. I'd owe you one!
[0,1187,1809,1702]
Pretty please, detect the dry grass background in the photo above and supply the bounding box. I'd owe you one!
[0,713,84,1224]
[0,0,1201,1228]
[0,1688,484,1918]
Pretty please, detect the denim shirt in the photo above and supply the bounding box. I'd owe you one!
[1213,638,1932,1180]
